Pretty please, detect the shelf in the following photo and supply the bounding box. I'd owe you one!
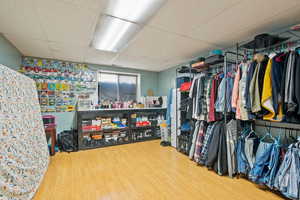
[102,128,129,132]
[79,137,160,150]
[131,126,159,130]
[82,127,129,133]
[78,107,167,112]
[82,130,102,133]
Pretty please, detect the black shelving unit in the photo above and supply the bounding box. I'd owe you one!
[77,108,166,150]
[175,68,194,155]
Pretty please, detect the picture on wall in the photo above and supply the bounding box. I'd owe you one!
[20,57,98,112]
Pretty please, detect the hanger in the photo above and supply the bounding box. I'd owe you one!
[295,46,300,55]
[287,129,297,143]
[282,128,289,147]
[269,52,277,59]
[261,132,275,143]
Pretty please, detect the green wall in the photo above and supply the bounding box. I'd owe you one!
[0,34,22,70]
[0,33,159,133]
[22,56,159,133]
[157,66,177,96]
[88,64,158,96]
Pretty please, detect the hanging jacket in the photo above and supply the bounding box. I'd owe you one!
[250,54,266,113]
[280,51,291,117]
[232,65,241,118]
[284,51,300,123]
[250,62,261,113]
[257,55,269,118]
[295,54,300,115]
[238,62,249,120]
[245,61,257,111]
[284,51,297,112]
[261,56,275,121]
[270,53,288,122]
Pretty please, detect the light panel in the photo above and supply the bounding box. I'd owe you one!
[92,0,167,52]
[92,15,141,52]
[105,0,167,23]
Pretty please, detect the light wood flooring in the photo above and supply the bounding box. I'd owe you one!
[34,140,283,200]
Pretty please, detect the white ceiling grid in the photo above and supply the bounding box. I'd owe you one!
[1,0,300,71]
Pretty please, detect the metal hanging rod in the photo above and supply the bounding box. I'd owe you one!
[254,120,300,131]
[224,51,244,57]
[254,124,300,131]
[240,39,300,54]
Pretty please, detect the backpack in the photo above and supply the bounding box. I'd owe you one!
[57,130,78,152]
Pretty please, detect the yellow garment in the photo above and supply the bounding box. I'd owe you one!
[273,103,283,122]
[261,59,275,120]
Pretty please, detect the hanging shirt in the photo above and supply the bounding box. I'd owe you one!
[232,65,241,118]
[226,74,235,112]
[238,62,249,120]
[245,61,257,111]
[250,62,261,113]
[215,76,226,112]
[208,78,217,122]
[285,52,297,113]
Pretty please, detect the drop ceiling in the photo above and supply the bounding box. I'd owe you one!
[1,0,300,71]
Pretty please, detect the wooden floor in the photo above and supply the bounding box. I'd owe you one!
[34,140,283,200]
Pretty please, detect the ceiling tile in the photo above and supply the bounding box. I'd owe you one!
[4,34,52,58]
[149,0,242,35]
[187,0,300,46]
[35,0,104,46]
[84,47,118,66]
[48,41,87,63]
[59,0,106,12]
[113,53,165,71]
[0,0,46,40]
[123,26,216,62]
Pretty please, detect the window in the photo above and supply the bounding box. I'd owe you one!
[98,72,137,102]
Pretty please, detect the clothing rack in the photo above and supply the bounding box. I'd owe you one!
[236,38,300,135]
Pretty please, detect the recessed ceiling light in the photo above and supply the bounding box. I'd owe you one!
[92,0,167,52]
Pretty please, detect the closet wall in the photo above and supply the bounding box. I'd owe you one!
[0,34,22,70]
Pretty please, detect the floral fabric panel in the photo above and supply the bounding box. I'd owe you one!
[0,64,49,200]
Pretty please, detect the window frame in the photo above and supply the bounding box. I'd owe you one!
[97,70,141,102]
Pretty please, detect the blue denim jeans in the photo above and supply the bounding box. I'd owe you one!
[274,144,300,199]
[249,142,274,183]
[237,137,250,174]
[263,145,280,188]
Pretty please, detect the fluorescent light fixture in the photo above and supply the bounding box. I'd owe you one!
[92,15,141,52]
[92,0,167,52]
[105,0,167,23]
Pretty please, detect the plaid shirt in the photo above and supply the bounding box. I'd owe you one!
[193,121,207,162]
[198,122,217,165]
